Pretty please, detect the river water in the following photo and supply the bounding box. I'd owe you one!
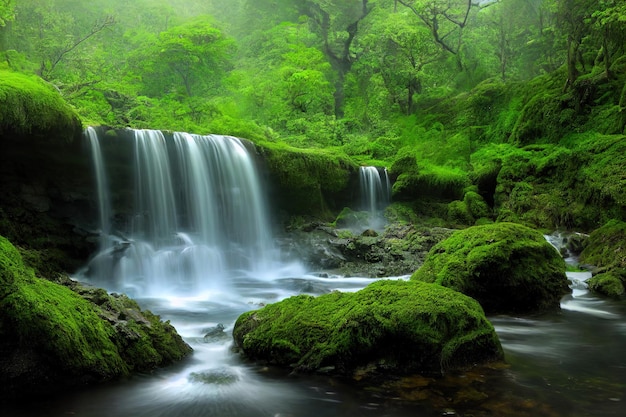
[3,270,625,417]
[5,130,623,416]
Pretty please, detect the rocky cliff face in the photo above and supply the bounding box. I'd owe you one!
[0,129,99,276]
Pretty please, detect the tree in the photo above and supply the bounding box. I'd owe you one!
[0,0,14,27]
[8,0,115,80]
[297,0,375,117]
[591,0,626,78]
[141,17,234,98]
[360,11,442,115]
[0,0,15,51]
[228,21,335,144]
[554,0,596,89]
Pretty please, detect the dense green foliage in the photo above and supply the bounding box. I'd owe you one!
[234,279,503,375]
[0,0,625,230]
[411,222,570,314]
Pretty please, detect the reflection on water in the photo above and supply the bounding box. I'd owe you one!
[3,272,625,417]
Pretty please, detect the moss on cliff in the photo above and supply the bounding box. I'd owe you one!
[411,223,570,314]
[258,142,357,218]
[233,279,503,377]
[0,70,82,140]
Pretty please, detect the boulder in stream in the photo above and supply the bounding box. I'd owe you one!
[233,279,503,377]
[579,220,626,297]
[411,222,570,314]
[0,235,192,400]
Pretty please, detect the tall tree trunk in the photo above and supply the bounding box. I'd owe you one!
[565,37,579,91]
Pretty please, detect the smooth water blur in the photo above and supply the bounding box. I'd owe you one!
[81,129,285,297]
[358,166,391,231]
[8,133,622,416]
[4,271,625,417]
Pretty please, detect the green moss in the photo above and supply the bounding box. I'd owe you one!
[392,161,469,202]
[411,223,570,314]
[447,200,473,226]
[234,279,503,376]
[0,70,82,140]
[0,236,127,378]
[258,141,357,217]
[0,235,23,297]
[581,220,626,267]
[587,272,625,298]
[0,235,191,394]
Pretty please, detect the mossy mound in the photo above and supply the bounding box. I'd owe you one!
[0,70,82,141]
[0,236,191,399]
[587,272,625,298]
[233,279,503,377]
[411,223,570,315]
[258,142,357,218]
[579,220,626,297]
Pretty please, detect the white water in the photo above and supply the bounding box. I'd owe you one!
[52,134,623,417]
[85,127,112,249]
[358,166,391,230]
[81,129,301,297]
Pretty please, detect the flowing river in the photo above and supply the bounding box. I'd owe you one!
[2,129,624,416]
[3,270,625,417]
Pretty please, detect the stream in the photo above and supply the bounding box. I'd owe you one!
[3,270,625,417]
[4,130,623,416]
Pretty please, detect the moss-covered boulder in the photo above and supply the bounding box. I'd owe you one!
[579,220,626,297]
[0,70,82,140]
[0,236,192,399]
[233,279,503,377]
[411,222,570,314]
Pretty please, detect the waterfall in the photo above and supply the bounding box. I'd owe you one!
[359,166,391,229]
[82,128,278,296]
[85,126,111,249]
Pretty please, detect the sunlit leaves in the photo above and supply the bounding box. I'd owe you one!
[0,0,14,27]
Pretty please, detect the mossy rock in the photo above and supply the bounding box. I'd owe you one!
[579,220,626,270]
[233,279,503,377]
[579,220,626,297]
[0,70,82,141]
[258,142,357,218]
[0,236,191,398]
[587,272,625,298]
[411,223,570,315]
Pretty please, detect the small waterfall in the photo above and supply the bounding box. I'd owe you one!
[82,128,279,296]
[85,127,112,249]
[359,166,391,230]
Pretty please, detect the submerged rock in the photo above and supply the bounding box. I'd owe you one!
[233,279,503,377]
[411,222,570,314]
[203,323,229,342]
[0,235,192,400]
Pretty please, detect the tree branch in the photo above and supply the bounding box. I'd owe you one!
[44,15,116,78]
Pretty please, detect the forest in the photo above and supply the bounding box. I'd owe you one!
[2,1,626,415]
[2,1,626,227]
[0,0,622,147]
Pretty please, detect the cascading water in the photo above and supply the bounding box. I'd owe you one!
[85,126,112,250]
[358,166,391,230]
[81,128,281,297]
